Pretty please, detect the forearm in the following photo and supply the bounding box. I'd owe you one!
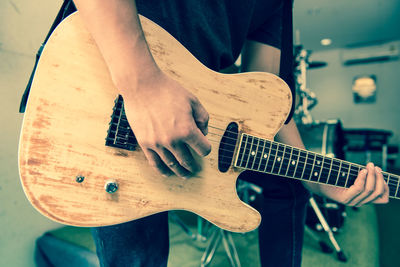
[274,118,305,149]
[73,0,159,94]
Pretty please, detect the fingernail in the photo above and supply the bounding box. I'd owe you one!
[375,166,382,173]
[182,163,193,172]
[367,162,374,168]
[361,169,368,175]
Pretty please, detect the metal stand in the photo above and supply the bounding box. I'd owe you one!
[293,46,319,125]
[308,197,347,262]
[200,228,241,267]
[171,180,262,267]
[200,181,262,267]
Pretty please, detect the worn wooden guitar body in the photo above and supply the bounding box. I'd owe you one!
[19,12,292,232]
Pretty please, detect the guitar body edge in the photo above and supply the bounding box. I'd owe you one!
[18,12,292,232]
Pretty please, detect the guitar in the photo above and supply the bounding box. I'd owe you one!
[19,12,400,233]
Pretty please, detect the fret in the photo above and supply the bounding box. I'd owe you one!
[299,151,308,180]
[285,147,297,177]
[309,154,323,182]
[327,159,341,185]
[245,136,256,169]
[250,137,260,170]
[386,173,391,186]
[254,139,266,171]
[385,174,396,197]
[281,146,293,177]
[261,141,273,172]
[236,134,248,168]
[272,144,284,174]
[316,156,325,182]
[277,145,287,176]
[327,157,333,182]
[337,162,350,187]
[303,152,315,181]
[319,157,332,184]
[334,160,343,186]
[346,165,361,188]
[395,176,400,198]
[344,163,352,187]
[267,142,279,173]
[288,148,300,178]
[344,163,354,188]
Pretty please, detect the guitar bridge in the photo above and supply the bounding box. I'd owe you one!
[105,95,138,151]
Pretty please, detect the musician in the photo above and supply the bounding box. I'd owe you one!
[72,0,389,266]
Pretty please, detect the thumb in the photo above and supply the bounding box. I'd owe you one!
[191,97,209,136]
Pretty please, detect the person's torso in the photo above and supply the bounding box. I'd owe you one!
[136,0,283,71]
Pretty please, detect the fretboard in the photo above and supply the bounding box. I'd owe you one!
[234,133,400,199]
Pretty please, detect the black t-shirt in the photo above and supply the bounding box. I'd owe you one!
[20,0,295,122]
[137,0,295,122]
[137,0,283,70]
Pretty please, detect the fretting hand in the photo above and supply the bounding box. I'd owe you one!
[305,162,389,207]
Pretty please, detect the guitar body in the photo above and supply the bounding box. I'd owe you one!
[18,13,292,232]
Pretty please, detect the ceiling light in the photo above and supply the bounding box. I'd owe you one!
[321,38,332,46]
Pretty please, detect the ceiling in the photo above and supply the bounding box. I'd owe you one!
[293,0,400,51]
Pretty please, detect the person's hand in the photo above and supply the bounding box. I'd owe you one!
[120,70,211,178]
[304,162,389,207]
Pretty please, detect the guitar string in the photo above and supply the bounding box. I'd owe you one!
[109,132,399,189]
[111,128,379,176]
[112,106,399,190]
[107,136,400,191]
[112,121,357,172]
[109,131,399,187]
[235,158,399,192]
[109,128,395,178]
[219,144,399,188]
[227,153,399,189]
[109,122,399,188]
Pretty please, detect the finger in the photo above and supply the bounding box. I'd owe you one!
[373,167,390,204]
[191,97,209,136]
[143,148,173,177]
[158,147,192,178]
[358,166,386,206]
[185,128,212,157]
[350,162,376,207]
[342,168,367,205]
[168,141,200,173]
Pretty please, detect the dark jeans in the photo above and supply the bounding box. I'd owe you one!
[91,172,310,267]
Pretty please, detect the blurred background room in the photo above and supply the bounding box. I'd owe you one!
[1,0,399,266]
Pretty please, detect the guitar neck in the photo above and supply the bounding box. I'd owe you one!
[234,133,400,199]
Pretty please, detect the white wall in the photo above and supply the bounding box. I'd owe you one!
[305,42,400,167]
[0,1,64,266]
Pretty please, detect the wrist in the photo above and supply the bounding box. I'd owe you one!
[111,50,162,95]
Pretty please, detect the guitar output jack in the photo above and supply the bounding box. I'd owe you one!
[105,180,119,194]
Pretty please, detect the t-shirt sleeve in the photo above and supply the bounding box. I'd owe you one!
[246,6,283,49]
[246,1,295,124]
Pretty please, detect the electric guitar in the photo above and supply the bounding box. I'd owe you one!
[18,12,400,233]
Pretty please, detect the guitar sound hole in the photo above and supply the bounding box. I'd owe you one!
[218,122,239,172]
